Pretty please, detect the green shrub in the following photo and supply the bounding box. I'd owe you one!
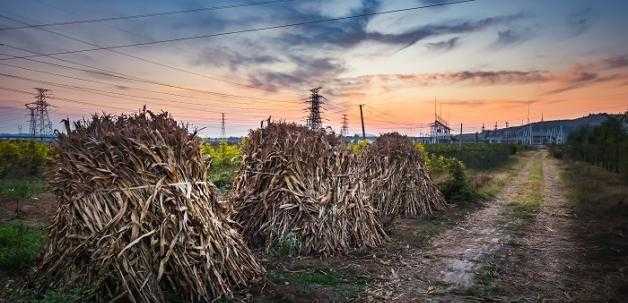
[271,232,301,257]
[563,115,628,179]
[425,143,521,171]
[0,222,44,272]
[0,140,50,178]
[349,139,369,155]
[201,142,242,189]
[439,159,477,203]
[548,144,565,159]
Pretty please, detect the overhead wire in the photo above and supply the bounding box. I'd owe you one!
[0,43,301,103]
[0,13,282,92]
[0,0,477,59]
[0,0,299,31]
[0,62,303,112]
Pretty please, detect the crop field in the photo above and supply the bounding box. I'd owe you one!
[0,113,626,303]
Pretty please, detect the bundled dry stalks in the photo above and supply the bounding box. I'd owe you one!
[362,133,446,224]
[230,123,387,256]
[37,110,263,302]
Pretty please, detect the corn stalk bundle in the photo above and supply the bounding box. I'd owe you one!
[37,110,263,302]
[362,133,446,224]
[230,122,387,256]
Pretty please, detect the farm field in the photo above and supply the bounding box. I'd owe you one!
[1,0,627,301]
[1,137,626,302]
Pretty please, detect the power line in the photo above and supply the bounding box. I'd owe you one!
[0,0,298,31]
[0,86,129,111]
[0,13,276,91]
[1,43,300,103]
[1,81,298,125]
[0,0,476,60]
[0,62,303,112]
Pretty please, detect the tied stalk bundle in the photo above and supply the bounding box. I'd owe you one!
[230,123,387,256]
[362,133,447,225]
[37,110,263,302]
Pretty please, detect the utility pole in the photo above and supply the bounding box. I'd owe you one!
[305,87,324,129]
[459,123,463,150]
[341,114,349,137]
[220,112,226,141]
[359,104,366,139]
[528,103,532,145]
[25,88,52,140]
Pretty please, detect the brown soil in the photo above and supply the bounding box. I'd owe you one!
[0,191,56,226]
[362,152,535,302]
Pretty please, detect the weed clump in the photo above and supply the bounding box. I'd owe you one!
[440,159,477,203]
[0,222,43,272]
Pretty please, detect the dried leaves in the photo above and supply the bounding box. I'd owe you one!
[230,123,387,256]
[37,110,263,302]
[362,133,447,225]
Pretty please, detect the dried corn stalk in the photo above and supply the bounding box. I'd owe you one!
[230,123,387,256]
[362,133,446,225]
[37,110,263,302]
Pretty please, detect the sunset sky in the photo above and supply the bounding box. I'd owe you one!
[0,0,627,137]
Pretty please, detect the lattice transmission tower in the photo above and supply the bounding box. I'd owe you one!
[25,88,53,138]
[341,114,349,137]
[305,87,324,129]
[220,112,226,140]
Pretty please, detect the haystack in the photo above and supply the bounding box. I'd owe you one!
[37,110,263,302]
[362,133,446,224]
[230,123,387,256]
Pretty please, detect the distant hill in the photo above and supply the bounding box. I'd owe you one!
[478,113,626,144]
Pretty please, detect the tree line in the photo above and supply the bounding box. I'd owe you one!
[554,113,628,179]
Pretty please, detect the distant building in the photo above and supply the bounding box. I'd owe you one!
[429,115,452,144]
[481,113,611,145]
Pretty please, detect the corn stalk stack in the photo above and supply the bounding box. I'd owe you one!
[230,122,387,256]
[362,133,446,224]
[37,110,263,302]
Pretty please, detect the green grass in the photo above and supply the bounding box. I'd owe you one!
[0,178,45,199]
[504,155,544,228]
[469,155,524,199]
[0,221,44,272]
[209,165,238,190]
[560,161,628,259]
[267,266,367,301]
[4,286,92,303]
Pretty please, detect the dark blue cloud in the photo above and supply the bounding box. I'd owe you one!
[566,7,598,37]
[426,37,460,51]
[248,56,346,91]
[280,11,527,50]
[193,46,281,71]
[492,27,533,48]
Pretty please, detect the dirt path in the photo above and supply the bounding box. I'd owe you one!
[366,150,604,302]
[366,152,538,301]
[489,153,586,301]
